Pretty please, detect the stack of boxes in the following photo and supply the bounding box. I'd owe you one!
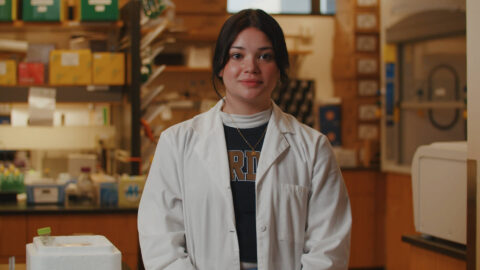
[0,0,124,87]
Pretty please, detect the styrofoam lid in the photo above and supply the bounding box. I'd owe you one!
[33,235,117,255]
[429,141,467,152]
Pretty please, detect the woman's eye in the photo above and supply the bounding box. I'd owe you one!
[230,53,242,60]
[259,53,274,61]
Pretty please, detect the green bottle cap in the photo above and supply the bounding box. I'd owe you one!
[37,227,51,236]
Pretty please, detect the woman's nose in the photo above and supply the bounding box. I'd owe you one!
[243,56,259,73]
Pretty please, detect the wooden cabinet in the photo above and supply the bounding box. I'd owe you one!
[409,245,466,270]
[0,215,27,262]
[0,211,138,269]
[342,169,384,268]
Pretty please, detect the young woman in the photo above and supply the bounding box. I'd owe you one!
[138,9,351,270]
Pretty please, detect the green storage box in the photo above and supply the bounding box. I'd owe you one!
[79,0,118,21]
[0,0,16,21]
[23,0,63,22]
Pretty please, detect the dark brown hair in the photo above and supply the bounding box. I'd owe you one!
[211,9,290,98]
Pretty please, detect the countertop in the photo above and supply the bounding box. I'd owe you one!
[402,234,466,260]
[0,262,131,270]
[0,202,138,214]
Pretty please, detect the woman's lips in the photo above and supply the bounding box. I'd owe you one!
[240,80,262,87]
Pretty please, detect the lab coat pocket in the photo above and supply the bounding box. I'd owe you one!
[277,183,309,243]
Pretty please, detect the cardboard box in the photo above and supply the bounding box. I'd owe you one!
[118,175,145,208]
[78,0,118,21]
[0,60,16,85]
[92,52,124,85]
[49,50,92,85]
[0,0,17,21]
[26,44,55,64]
[23,0,64,22]
[18,62,45,85]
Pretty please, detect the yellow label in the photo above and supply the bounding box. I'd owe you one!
[383,44,397,62]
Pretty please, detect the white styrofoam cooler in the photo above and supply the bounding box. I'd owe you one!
[411,141,467,244]
[27,235,121,270]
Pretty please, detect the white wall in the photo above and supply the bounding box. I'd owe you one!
[467,0,480,268]
[383,0,465,28]
[274,15,335,101]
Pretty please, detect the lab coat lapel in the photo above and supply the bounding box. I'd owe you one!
[256,103,292,184]
[193,101,231,190]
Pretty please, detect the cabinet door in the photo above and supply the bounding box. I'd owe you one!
[343,170,384,268]
[0,215,27,263]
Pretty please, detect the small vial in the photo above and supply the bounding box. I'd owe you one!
[37,227,53,246]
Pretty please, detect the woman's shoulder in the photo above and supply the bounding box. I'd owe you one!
[275,107,325,143]
[160,107,216,139]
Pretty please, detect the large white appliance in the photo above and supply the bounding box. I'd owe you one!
[27,235,121,270]
[411,141,467,244]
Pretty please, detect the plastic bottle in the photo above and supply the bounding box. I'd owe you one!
[3,170,12,191]
[77,167,94,204]
[13,168,24,193]
[0,169,4,191]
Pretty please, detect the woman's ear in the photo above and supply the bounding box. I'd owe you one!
[218,69,224,78]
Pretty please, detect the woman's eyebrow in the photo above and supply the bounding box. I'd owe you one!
[230,46,273,50]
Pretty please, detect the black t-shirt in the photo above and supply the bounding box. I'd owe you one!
[224,122,268,263]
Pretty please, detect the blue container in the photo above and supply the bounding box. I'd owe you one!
[99,182,118,206]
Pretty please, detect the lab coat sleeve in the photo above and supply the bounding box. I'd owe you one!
[300,135,352,270]
[138,131,196,270]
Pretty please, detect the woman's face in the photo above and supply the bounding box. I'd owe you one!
[219,27,280,113]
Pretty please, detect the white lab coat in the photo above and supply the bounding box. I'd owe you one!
[138,100,351,270]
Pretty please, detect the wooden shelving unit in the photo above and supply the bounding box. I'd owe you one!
[164,66,211,73]
[0,86,123,103]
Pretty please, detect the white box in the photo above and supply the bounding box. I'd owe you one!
[27,235,121,270]
[68,154,96,177]
[411,141,467,244]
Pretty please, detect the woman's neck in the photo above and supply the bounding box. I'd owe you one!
[221,98,272,115]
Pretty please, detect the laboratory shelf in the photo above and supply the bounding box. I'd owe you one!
[0,86,124,103]
[0,126,116,150]
[0,20,123,33]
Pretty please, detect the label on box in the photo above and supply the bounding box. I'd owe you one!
[89,0,111,4]
[32,0,54,6]
[61,52,80,66]
[123,184,140,202]
[0,62,6,75]
[95,5,105,12]
[34,187,58,203]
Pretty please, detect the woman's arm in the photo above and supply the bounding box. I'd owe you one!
[138,132,196,270]
[301,136,352,270]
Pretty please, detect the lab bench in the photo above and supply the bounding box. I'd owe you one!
[0,203,139,269]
